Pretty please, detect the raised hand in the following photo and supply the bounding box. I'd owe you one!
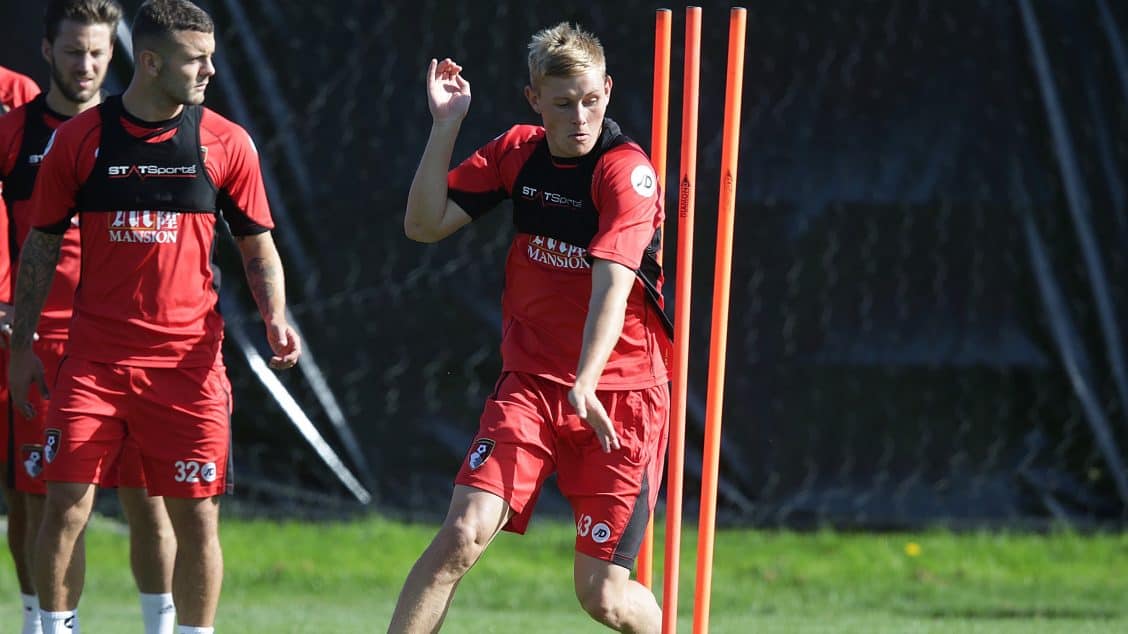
[427,57,471,123]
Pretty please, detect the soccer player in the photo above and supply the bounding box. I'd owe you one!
[0,3,183,633]
[0,63,40,311]
[7,1,301,632]
[0,66,41,115]
[1,63,41,384]
[390,23,672,633]
[0,62,40,633]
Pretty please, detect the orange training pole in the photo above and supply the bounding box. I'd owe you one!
[638,7,672,591]
[662,6,701,634]
[692,8,746,634]
[650,8,672,264]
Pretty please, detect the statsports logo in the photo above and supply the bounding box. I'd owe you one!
[108,164,197,179]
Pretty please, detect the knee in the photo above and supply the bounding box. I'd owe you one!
[134,513,176,547]
[431,519,490,578]
[48,504,90,538]
[577,581,625,628]
[165,498,220,548]
[125,499,175,541]
[43,486,94,535]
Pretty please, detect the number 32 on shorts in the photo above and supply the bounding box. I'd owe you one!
[174,460,218,484]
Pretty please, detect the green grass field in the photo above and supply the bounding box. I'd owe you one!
[1,514,1125,632]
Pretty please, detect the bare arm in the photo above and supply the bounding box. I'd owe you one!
[8,229,60,417]
[404,58,473,243]
[10,229,60,349]
[568,259,638,452]
[235,231,301,369]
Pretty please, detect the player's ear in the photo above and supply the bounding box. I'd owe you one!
[524,85,541,114]
[41,38,52,64]
[604,74,613,104]
[136,48,162,77]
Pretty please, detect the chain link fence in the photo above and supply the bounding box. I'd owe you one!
[3,0,1127,527]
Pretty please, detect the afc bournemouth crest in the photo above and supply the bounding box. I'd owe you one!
[468,438,496,470]
[44,428,61,464]
[21,445,44,478]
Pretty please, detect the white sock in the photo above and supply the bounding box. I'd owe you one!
[20,594,42,634]
[139,592,176,634]
[176,627,214,634]
[40,610,78,634]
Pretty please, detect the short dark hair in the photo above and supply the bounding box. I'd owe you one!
[132,0,214,52]
[44,0,123,44]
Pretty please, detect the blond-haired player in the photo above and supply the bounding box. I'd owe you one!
[390,22,671,633]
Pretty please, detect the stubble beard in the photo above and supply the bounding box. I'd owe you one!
[49,57,98,104]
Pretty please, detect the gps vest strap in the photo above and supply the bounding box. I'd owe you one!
[74,95,217,213]
[2,94,52,206]
[510,119,673,338]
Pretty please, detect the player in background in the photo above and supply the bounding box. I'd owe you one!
[390,22,671,633]
[8,1,301,632]
[1,63,42,411]
[0,66,41,115]
[0,59,41,634]
[0,3,180,633]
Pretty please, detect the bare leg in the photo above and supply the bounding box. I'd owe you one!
[1,478,36,594]
[117,487,175,594]
[23,493,46,579]
[574,553,660,633]
[34,482,96,611]
[388,485,512,633]
[162,496,222,627]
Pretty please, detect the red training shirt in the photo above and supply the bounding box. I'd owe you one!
[28,104,273,367]
[0,102,79,336]
[448,123,669,391]
[0,66,39,113]
[0,65,41,294]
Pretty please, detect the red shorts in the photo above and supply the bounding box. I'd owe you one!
[44,357,233,498]
[6,342,150,494]
[106,435,149,490]
[7,340,66,494]
[455,372,669,568]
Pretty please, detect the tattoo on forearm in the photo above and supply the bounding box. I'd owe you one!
[12,231,63,347]
[245,255,282,316]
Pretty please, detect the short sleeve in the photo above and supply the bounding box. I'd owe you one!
[30,126,85,234]
[588,144,663,270]
[447,134,509,219]
[214,121,273,235]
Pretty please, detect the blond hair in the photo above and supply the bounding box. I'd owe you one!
[527,22,606,89]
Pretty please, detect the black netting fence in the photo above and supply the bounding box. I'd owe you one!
[2,0,1127,528]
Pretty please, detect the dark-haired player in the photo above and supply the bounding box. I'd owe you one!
[8,1,300,632]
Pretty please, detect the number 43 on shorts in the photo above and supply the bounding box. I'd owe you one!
[576,514,613,544]
[173,460,218,483]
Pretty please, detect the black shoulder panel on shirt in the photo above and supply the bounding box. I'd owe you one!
[449,187,507,220]
[508,116,672,338]
[218,189,269,235]
[2,94,51,206]
[74,95,218,213]
[36,216,75,235]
